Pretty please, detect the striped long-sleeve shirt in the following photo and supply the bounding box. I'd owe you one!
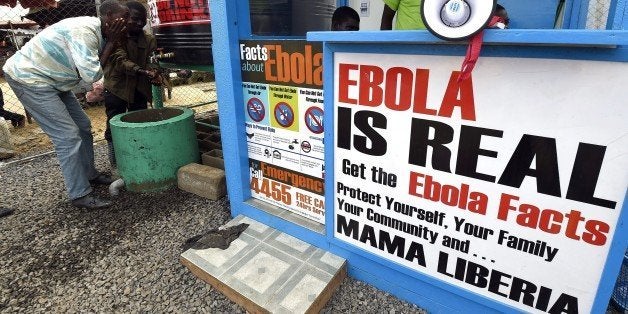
[2,16,105,92]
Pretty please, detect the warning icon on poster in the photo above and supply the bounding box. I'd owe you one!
[247,98,265,122]
[274,102,295,128]
[304,106,324,134]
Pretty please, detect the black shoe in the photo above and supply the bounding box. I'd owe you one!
[0,207,14,218]
[71,194,112,209]
[89,173,115,185]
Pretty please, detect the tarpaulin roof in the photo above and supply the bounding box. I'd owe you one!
[0,20,37,28]
[0,0,56,9]
[25,0,95,27]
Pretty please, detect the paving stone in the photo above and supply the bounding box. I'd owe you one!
[181,215,347,314]
[201,150,224,170]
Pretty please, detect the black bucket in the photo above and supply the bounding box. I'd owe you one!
[148,0,212,65]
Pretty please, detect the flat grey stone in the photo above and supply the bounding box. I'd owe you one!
[0,147,15,159]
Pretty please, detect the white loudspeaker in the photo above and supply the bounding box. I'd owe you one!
[421,0,496,40]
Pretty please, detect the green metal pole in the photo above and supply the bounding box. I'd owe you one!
[152,85,164,108]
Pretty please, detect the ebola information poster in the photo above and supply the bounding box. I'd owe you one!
[241,40,325,224]
[333,53,627,313]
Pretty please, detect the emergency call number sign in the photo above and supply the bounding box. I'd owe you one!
[333,52,627,313]
[240,40,325,224]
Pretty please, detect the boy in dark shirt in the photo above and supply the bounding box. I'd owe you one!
[103,1,160,167]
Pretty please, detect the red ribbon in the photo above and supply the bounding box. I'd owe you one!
[458,16,504,82]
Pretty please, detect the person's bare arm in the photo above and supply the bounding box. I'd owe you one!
[380,4,396,30]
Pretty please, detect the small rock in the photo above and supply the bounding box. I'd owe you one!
[0,147,15,159]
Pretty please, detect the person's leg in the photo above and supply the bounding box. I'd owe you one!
[25,110,32,124]
[103,90,128,167]
[5,76,92,200]
[5,111,25,127]
[129,90,149,112]
[58,90,99,181]
[0,109,24,125]
[0,90,25,127]
[103,90,129,143]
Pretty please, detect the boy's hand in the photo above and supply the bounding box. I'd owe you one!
[150,74,164,86]
[104,18,127,44]
[145,69,159,79]
[137,69,159,80]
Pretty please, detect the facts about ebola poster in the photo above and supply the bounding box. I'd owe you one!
[240,40,325,224]
[333,53,627,313]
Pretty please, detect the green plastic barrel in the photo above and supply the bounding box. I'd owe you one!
[110,107,200,192]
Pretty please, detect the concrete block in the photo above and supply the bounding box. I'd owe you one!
[178,163,226,200]
[198,139,222,152]
[170,77,188,86]
[204,132,221,143]
[201,149,224,170]
[197,114,220,128]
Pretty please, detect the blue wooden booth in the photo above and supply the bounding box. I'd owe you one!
[209,0,628,312]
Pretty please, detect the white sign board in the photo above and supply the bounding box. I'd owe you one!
[333,53,627,313]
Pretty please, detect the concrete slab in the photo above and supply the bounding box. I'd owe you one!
[181,215,346,314]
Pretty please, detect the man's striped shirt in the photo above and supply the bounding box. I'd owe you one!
[3,16,105,92]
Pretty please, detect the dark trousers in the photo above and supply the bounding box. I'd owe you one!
[0,108,24,124]
[0,88,25,125]
[104,89,148,142]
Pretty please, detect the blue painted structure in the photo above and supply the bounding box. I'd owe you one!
[497,0,561,29]
[209,0,628,312]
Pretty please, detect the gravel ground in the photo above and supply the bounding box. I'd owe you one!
[0,144,424,313]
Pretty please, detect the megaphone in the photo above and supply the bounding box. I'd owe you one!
[421,0,496,40]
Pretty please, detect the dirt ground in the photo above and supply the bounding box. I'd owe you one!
[7,105,106,155]
[2,80,217,157]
